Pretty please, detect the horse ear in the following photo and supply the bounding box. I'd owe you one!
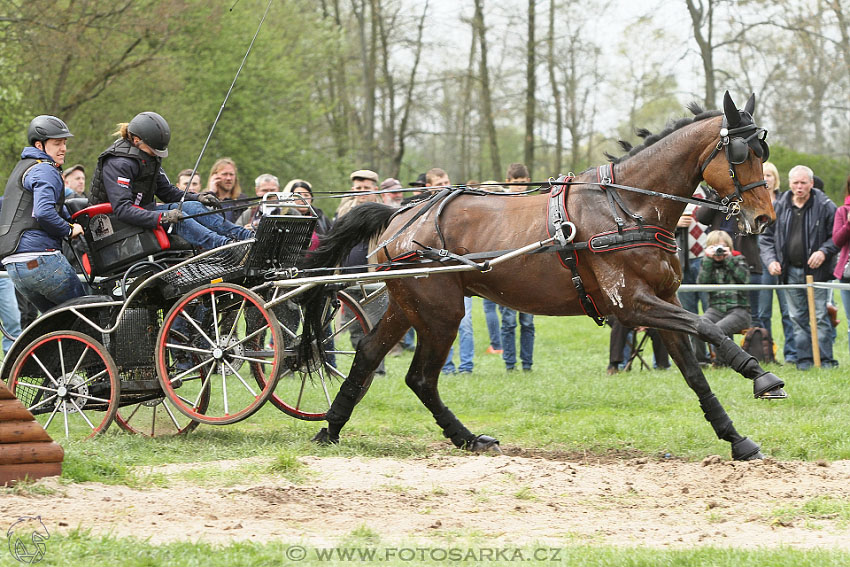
[723,91,741,127]
[744,93,756,115]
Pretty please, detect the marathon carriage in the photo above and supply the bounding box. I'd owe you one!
[0,194,375,440]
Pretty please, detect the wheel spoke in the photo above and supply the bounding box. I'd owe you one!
[27,393,59,413]
[165,343,212,355]
[58,339,67,382]
[210,290,222,345]
[163,400,183,429]
[68,392,111,404]
[220,362,229,415]
[222,358,258,397]
[29,353,60,387]
[63,401,70,437]
[181,308,216,349]
[67,345,92,385]
[124,403,142,424]
[43,402,61,429]
[68,397,97,429]
[224,297,248,346]
[230,353,276,365]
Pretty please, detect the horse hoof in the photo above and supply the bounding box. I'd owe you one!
[312,427,339,446]
[731,437,762,461]
[753,372,785,399]
[467,435,501,453]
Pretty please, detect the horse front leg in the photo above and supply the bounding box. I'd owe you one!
[620,292,785,399]
[657,328,763,461]
[693,317,786,399]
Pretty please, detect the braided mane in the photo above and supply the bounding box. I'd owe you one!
[607,103,722,164]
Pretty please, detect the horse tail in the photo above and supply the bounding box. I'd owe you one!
[306,202,397,270]
[298,202,397,370]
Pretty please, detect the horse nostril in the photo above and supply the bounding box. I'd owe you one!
[755,214,771,229]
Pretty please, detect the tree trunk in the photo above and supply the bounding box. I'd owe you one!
[547,0,562,174]
[473,0,502,180]
[685,0,716,109]
[524,0,536,175]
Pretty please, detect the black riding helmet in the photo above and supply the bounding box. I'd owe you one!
[128,111,170,158]
[27,115,73,146]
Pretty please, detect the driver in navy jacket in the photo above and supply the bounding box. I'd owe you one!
[89,112,252,249]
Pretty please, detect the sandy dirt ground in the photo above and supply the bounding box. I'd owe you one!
[3,451,850,550]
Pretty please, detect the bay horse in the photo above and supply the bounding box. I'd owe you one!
[302,92,782,460]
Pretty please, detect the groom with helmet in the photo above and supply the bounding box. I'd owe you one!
[0,115,88,313]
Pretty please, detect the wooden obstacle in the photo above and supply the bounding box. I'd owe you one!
[0,381,63,486]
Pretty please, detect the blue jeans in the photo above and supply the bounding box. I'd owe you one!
[785,266,835,368]
[678,257,710,362]
[5,253,87,314]
[758,268,796,362]
[158,201,252,250]
[482,299,501,350]
[443,297,474,373]
[0,275,22,353]
[500,306,534,370]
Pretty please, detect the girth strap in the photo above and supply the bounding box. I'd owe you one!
[547,175,606,326]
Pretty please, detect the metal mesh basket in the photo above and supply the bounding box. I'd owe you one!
[247,214,317,272]
[160,243,250,297]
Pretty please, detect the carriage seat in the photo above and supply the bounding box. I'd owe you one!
[65,197,91,215]
[71,203,194,277]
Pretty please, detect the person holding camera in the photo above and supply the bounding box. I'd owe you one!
[697,230,752,340]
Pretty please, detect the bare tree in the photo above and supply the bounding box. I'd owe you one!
[524,0,537,174]
[546,0,563,174]
[473,0,502,180]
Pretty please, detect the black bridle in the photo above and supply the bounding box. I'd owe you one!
[699,117,770,216]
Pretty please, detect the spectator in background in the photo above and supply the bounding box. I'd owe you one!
[63,164,87,199]
[607,317,669,373]
[832,173,850,356]
[479,180,505,355]
[380,177,404,207]
[237,173,280,229]
[755,162,796,363]
[288,179,332,236]
[698,230,752,340]
[206,157,249,223]
[338,169,388,374]
[498,164,535,372]
[675,186,711,365]
[176,168,202,193]
[401,172,428,206]
[760,165,838,370]
[695,189,762,327]
[335,169,383,222]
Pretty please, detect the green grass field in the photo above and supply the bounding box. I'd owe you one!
[3,297,850,566]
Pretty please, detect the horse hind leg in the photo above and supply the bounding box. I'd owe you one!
[403,295,500,452]
[313,298,410,445]
[658,329,763,461]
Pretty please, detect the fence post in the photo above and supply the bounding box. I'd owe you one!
[805,275,821,367]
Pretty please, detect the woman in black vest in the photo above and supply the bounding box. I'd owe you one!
[89,112,252,249]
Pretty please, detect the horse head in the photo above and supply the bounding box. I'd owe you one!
[699,91,775,234]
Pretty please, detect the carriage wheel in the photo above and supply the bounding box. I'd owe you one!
[7,330,120,440]
[156,283,282,425]
[255,290,374,421]
[114,388,211,437]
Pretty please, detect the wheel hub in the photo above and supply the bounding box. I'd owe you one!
[55,373,88,412]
